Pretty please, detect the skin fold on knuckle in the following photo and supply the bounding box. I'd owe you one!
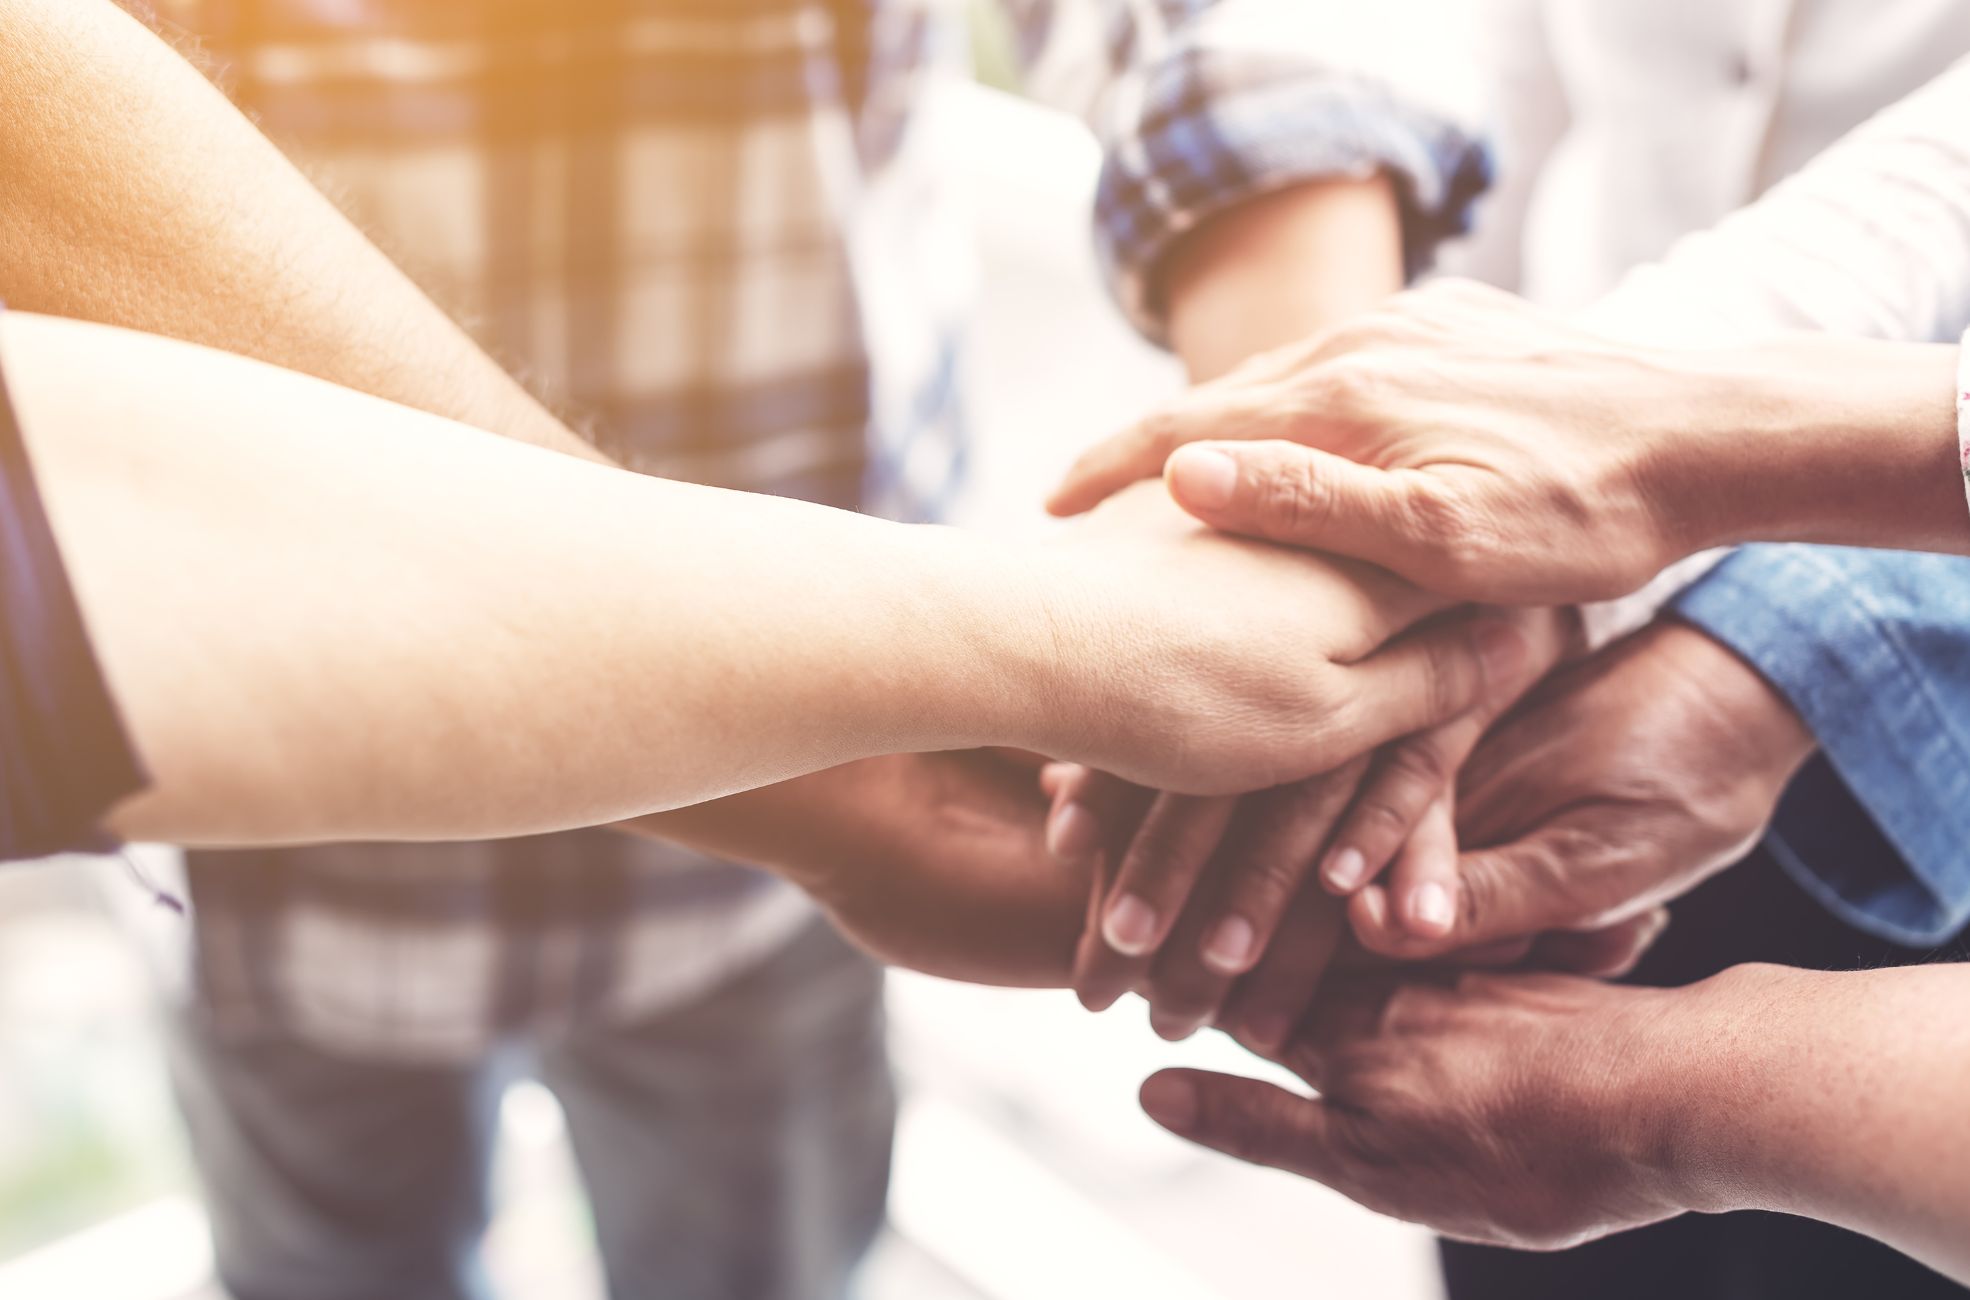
[1250,446,1333,539]
[1379,737,1454,810]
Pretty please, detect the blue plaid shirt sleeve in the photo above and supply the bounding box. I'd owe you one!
[1007,0,1493,342]
[1675,545,1970,947]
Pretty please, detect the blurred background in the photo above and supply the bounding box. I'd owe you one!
[0,8,1443,1297]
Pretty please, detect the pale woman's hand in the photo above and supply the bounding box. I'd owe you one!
[1038,607,1576,1048]
[1025,481,1528,797]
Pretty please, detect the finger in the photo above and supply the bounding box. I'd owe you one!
[1047,424,1172,517]
[1038,761,1078,801]
[1045,767,1144,864]
[1100,794,1240,957]
[1351,820,1607,961]
[1204,760,1367,976]
[1164,440,1435,575]
[1143,762,1367,1040]
[1318,614,1528,765]
[1319,722,1474,895]
[1218,879,1345,1057]
[1384,796,1461,940]
[1527,908,1670,979]
[1139,1069,1352,1190]
[1073,792,1235,1012]
[1067,783,1156,1012]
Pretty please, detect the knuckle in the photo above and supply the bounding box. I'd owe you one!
[1382,739,1454,799]
[1404,481,1487,556]
[1317,354,1393,413]
[1353,797,1414,845]
[1421,631,1477,725]
[1457,858,1497,935]
[1254,451,1333,536]
[1235,852,1310,912]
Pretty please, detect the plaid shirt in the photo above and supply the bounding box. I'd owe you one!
[142,0,1486,1061]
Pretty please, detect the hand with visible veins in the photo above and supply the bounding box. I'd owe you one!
[1050,279,1967,604]
[1346,618,1816,963]
[1035,603,1600,1050]
[1137,962,1970,1284]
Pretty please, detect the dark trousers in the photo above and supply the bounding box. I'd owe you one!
[1442,845,1970,1300]
[168,917,894,1300]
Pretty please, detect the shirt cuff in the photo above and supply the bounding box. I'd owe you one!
[1577,549,1732,651]
[1094,55,1491,343]
[0,352,147,862]
[1957,324,1970,520]
[1674,545,1970,945]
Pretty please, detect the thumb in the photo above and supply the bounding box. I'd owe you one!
[1325,614,1529,760]
[1166,440,1431,575]
[1352,821,1597,960]
[1140,1069,1351,1188]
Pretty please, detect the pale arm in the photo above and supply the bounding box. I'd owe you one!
[11,313,1500,847]
[0,0,595,460]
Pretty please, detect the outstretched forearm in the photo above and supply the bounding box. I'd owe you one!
[1658,963,1970,1282]
[9,312,1054,846]
[0,0,593,459]
[15,312,1482,847]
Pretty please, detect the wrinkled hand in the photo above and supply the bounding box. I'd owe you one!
[1039,605,1581,1047]
[1138,968,1708,1250]
[1049,280,1733,604]
[1347,618,1816,961]
[1034,481,1527,796]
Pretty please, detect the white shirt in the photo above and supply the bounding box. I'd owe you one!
[1401,1,1970,641]
[1451,0,1970,316]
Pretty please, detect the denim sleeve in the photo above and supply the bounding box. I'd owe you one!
[0,351,147,862]
[1674,544,1970,946]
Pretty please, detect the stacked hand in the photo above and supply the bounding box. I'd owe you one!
[1048,280,1711,603]
[1042,611,1810,1032]
[1039,441,1816,1225]
[1049,278,1965,604]
[1025,479,1531,795]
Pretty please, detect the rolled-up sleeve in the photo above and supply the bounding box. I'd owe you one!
[1010,0,1492,342]
[1674,545,1970,946]
[0,348,146,862]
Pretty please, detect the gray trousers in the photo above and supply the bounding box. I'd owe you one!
[166,918,895,1300]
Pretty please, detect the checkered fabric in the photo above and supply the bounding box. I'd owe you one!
[133,0,1487,1060]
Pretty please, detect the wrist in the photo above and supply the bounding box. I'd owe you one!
[1164,177,1404,383]
[1653,339,1961,554]
[925,530,1101,759]
[1642,962,1816,1217]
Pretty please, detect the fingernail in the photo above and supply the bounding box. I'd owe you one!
[1323,847,1368,893]
[1476,619,1528,691]
[1409,882,1454,935]
[1151,1012,1200,1043]
[1103,894,1159,955]
[1046,801,1101,862]
[1202,916,1257,974]
[1140,1074,1199,1133]
[1168,446,1237,510]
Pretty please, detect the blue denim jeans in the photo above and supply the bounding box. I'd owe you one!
[166,917,894,1300]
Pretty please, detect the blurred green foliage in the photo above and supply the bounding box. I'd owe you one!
[969,0,1022,92]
